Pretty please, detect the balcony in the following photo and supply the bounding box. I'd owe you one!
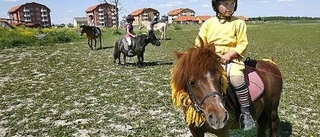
[98,12,104,15]
[42,19,48,22]
[41,14,48,17]
[24,19,32,22]
[24,14,31,17]
[41,9,47,12]
[23,9,30,12]
[99,17,104,20]
[98,8,104,11]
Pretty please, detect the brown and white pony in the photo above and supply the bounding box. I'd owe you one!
[139,21,167,40]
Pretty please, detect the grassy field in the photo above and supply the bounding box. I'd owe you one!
[0,23,319,137]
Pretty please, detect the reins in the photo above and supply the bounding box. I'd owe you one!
[185,75,203,113]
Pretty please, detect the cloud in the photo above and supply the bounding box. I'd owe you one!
[158,4,174,7]
[188,0,198,2]
[278,0,295,2]
[3,0,19,2]
[169,1,183,5]
[257,0,271,3]
[158,1,183,7]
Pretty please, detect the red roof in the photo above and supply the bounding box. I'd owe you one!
[86,5,98,12]
[131,8,144,16]
[8,2,50,13]
[168,8,183,16]
[174,16,198,22]
[8,5,21,13]
[86,3,114,12]
[196,15,212,21]
[130,8,157,16]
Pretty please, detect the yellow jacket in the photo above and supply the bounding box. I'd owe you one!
[195,16,248,58]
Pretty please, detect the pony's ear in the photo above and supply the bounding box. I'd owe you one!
[174,51,184,59]
[196,35,205,47]
[208,42,216,51]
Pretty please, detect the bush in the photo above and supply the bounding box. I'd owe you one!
[0,27,37,49]
[0,27,80,49]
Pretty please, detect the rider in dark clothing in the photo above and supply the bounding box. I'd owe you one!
[150,11,159,31]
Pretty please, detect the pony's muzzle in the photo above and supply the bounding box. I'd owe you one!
[207,111,229,129]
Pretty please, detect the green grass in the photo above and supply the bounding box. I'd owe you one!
[0,23,319,136]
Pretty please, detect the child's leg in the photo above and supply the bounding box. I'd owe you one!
[229,61,255,130]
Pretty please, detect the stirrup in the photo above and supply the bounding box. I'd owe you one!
[128,50,133,56]
[239,113,256,131]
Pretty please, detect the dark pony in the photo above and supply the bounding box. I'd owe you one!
[113,30,161,67]
[170,43,283,137]
[80,25,102,50]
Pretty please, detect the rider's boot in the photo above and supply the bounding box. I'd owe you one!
[128,45,133,56]
[93,28,98,36]
[233,78,256,130]
[239,106,255,130]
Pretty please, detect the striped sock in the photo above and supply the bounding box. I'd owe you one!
[234,82,250,108]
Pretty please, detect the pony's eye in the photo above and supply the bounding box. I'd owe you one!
[189,81,196,87]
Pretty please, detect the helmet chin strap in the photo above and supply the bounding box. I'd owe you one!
[216,12,233,23]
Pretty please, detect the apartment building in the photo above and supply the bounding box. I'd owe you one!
[167,8,195,24]
[8,2,51,27]
[86,3,117,27]
[130,8,159,26]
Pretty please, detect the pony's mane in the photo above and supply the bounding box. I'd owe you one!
[170,44,228,127]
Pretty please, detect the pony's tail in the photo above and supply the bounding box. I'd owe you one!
[113,40,119,61]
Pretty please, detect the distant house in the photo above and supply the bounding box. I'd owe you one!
[167,8,195,24]
[196,15,212,24]
[130,8,159,26]
[73,17,87,28]
[86,2,117,27]
[174,16,198,24]
[7,2,51,27]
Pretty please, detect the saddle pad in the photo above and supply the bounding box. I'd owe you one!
[121,38,129,50]
[94,27,101,35]
[244,67,264,102]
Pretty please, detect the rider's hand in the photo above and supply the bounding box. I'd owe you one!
[220,54,231,64]
[219,50,239,64]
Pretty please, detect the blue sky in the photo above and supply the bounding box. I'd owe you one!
[0,0,319,24]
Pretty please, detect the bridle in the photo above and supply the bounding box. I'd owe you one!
[184,75,226,114]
